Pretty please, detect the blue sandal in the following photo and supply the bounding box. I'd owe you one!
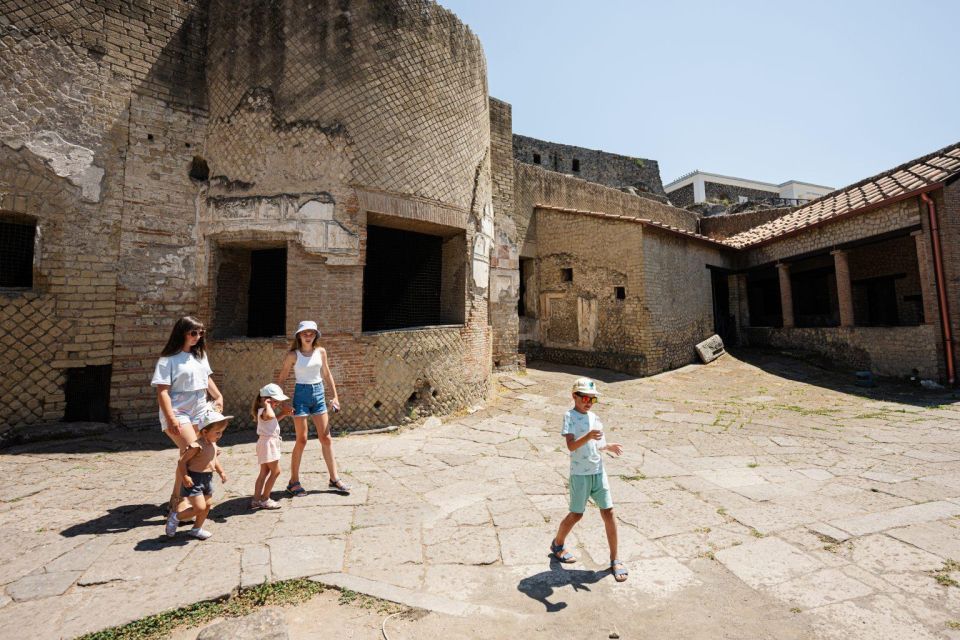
[328,478,351,494]
[611,559,629,582]
[286,481,306,497]
[550,540,576,563]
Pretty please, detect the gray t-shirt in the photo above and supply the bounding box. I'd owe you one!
[562,408,606,476]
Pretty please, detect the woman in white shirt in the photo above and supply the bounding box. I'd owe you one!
[275,320,349,495]
[152,316,224,512]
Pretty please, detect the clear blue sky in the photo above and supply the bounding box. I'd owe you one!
[438,0,960,189]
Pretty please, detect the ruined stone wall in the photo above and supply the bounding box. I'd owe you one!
[743,199,923,266]
[641,229,731,373]
[699,207,795,240]
[704,181,778,204]
[529,210,647,374]
[0,1,208,429]
[513,134,665,196]
[201,0,493,428]
[667,184,695,207]
[932,184,959,381]
[744,325,939,379]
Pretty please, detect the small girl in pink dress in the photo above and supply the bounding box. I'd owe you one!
[250,383,293,509]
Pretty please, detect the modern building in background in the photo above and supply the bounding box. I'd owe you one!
[665,170,833,208]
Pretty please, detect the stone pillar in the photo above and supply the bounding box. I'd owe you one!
[832,249,855,327]
[733,273,750,334]
[912,230,937,325]
[777,263,794,328]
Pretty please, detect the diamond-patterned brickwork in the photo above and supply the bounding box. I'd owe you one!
[205,0,489,212]
[0,294,72,427]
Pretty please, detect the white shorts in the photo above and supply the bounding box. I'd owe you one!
[160,390,210,432]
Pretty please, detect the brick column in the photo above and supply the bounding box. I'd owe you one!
[777,263,794,328]
[912,230,937,325]
[832,249,854,327]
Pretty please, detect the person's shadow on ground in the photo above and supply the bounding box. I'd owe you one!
[60,503,164,537]
[517,557,608,612]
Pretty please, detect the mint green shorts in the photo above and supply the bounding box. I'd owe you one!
[569,472,613,513]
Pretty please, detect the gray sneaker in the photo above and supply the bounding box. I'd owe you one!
[187,527,212,540]
[165,512,179,538]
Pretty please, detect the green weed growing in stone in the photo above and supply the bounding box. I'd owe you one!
[747,462,759,469]
[947,621,960,630]
[750,529,764,538]
[621,474,646,482]
[790,607,802,614]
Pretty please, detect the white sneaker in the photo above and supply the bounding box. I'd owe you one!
[260,498,281,509]
[187,527,212,540]
[165,512,179,537]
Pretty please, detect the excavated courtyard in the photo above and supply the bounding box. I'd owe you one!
[2,350,960,639]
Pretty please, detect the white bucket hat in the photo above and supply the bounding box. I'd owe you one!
[259,383,290,402]
[200,410,233,430]
[295,320,320,336]
[571,377,600,396]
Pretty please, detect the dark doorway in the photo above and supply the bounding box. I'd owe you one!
[64,365,112,422]
[518,258,531,317]
[247,248,287,337]
[710,269,733,342]
[746,268,783,327]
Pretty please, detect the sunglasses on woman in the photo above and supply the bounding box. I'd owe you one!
[189,329,205,337]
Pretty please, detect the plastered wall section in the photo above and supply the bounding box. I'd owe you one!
[641,230,731,373]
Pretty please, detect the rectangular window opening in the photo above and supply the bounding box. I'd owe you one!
[615,286,625,300]
[213,245,287,338]
[518,258,532,317]
[572,158,581,172]
[532,153,541,165]
[362,224,464,332]
[0,218,36,288]
[561,268,573,282]
[64,365,112,422]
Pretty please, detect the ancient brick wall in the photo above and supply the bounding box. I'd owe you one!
[704,181,778,205]
[932,184,959,381]
[640,229,732,373]
[488,97,521,368]
[699,207,795,240]
[513,134,665,196]
[743,200,923,266]
[0,1,208,429]
[529,210,648,374]
[744,325,939,378]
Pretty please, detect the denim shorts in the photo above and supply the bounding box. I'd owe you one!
[293,382,327,417]
[181,470,214,497]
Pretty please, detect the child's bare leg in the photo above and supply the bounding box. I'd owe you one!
[288,417,309,485]
[254,465,269,502]
[600,508,618,562]
[553,512,583,548]
[187,494,208,529]
[313,413,339,480]
[261,461,281,501]
[165,421,198,511]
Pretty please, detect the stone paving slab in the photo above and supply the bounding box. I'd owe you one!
[2,352,960,639]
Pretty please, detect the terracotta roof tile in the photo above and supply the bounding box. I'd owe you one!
[725,140,960,249]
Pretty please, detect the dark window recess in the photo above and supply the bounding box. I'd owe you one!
[246,248,287,337]
[532,153,541,165]
[189,156,209,181]
[615,286,625,300]
[572,158,581,172]
[561,268,573,282]
[746,269,782,327]
[363,225,445,332]
[0,220,35,287]
[64,365,111,422]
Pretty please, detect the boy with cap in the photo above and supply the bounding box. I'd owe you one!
[165,411,231,539]
[550,377,628,582]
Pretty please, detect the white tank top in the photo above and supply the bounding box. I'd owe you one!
[294,349,324,384]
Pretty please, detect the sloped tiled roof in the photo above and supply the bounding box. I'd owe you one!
[725,141,960,249]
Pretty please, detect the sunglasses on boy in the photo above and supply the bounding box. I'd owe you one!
[574,393,598,404]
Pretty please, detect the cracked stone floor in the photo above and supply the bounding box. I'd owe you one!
[2,350,960,639]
